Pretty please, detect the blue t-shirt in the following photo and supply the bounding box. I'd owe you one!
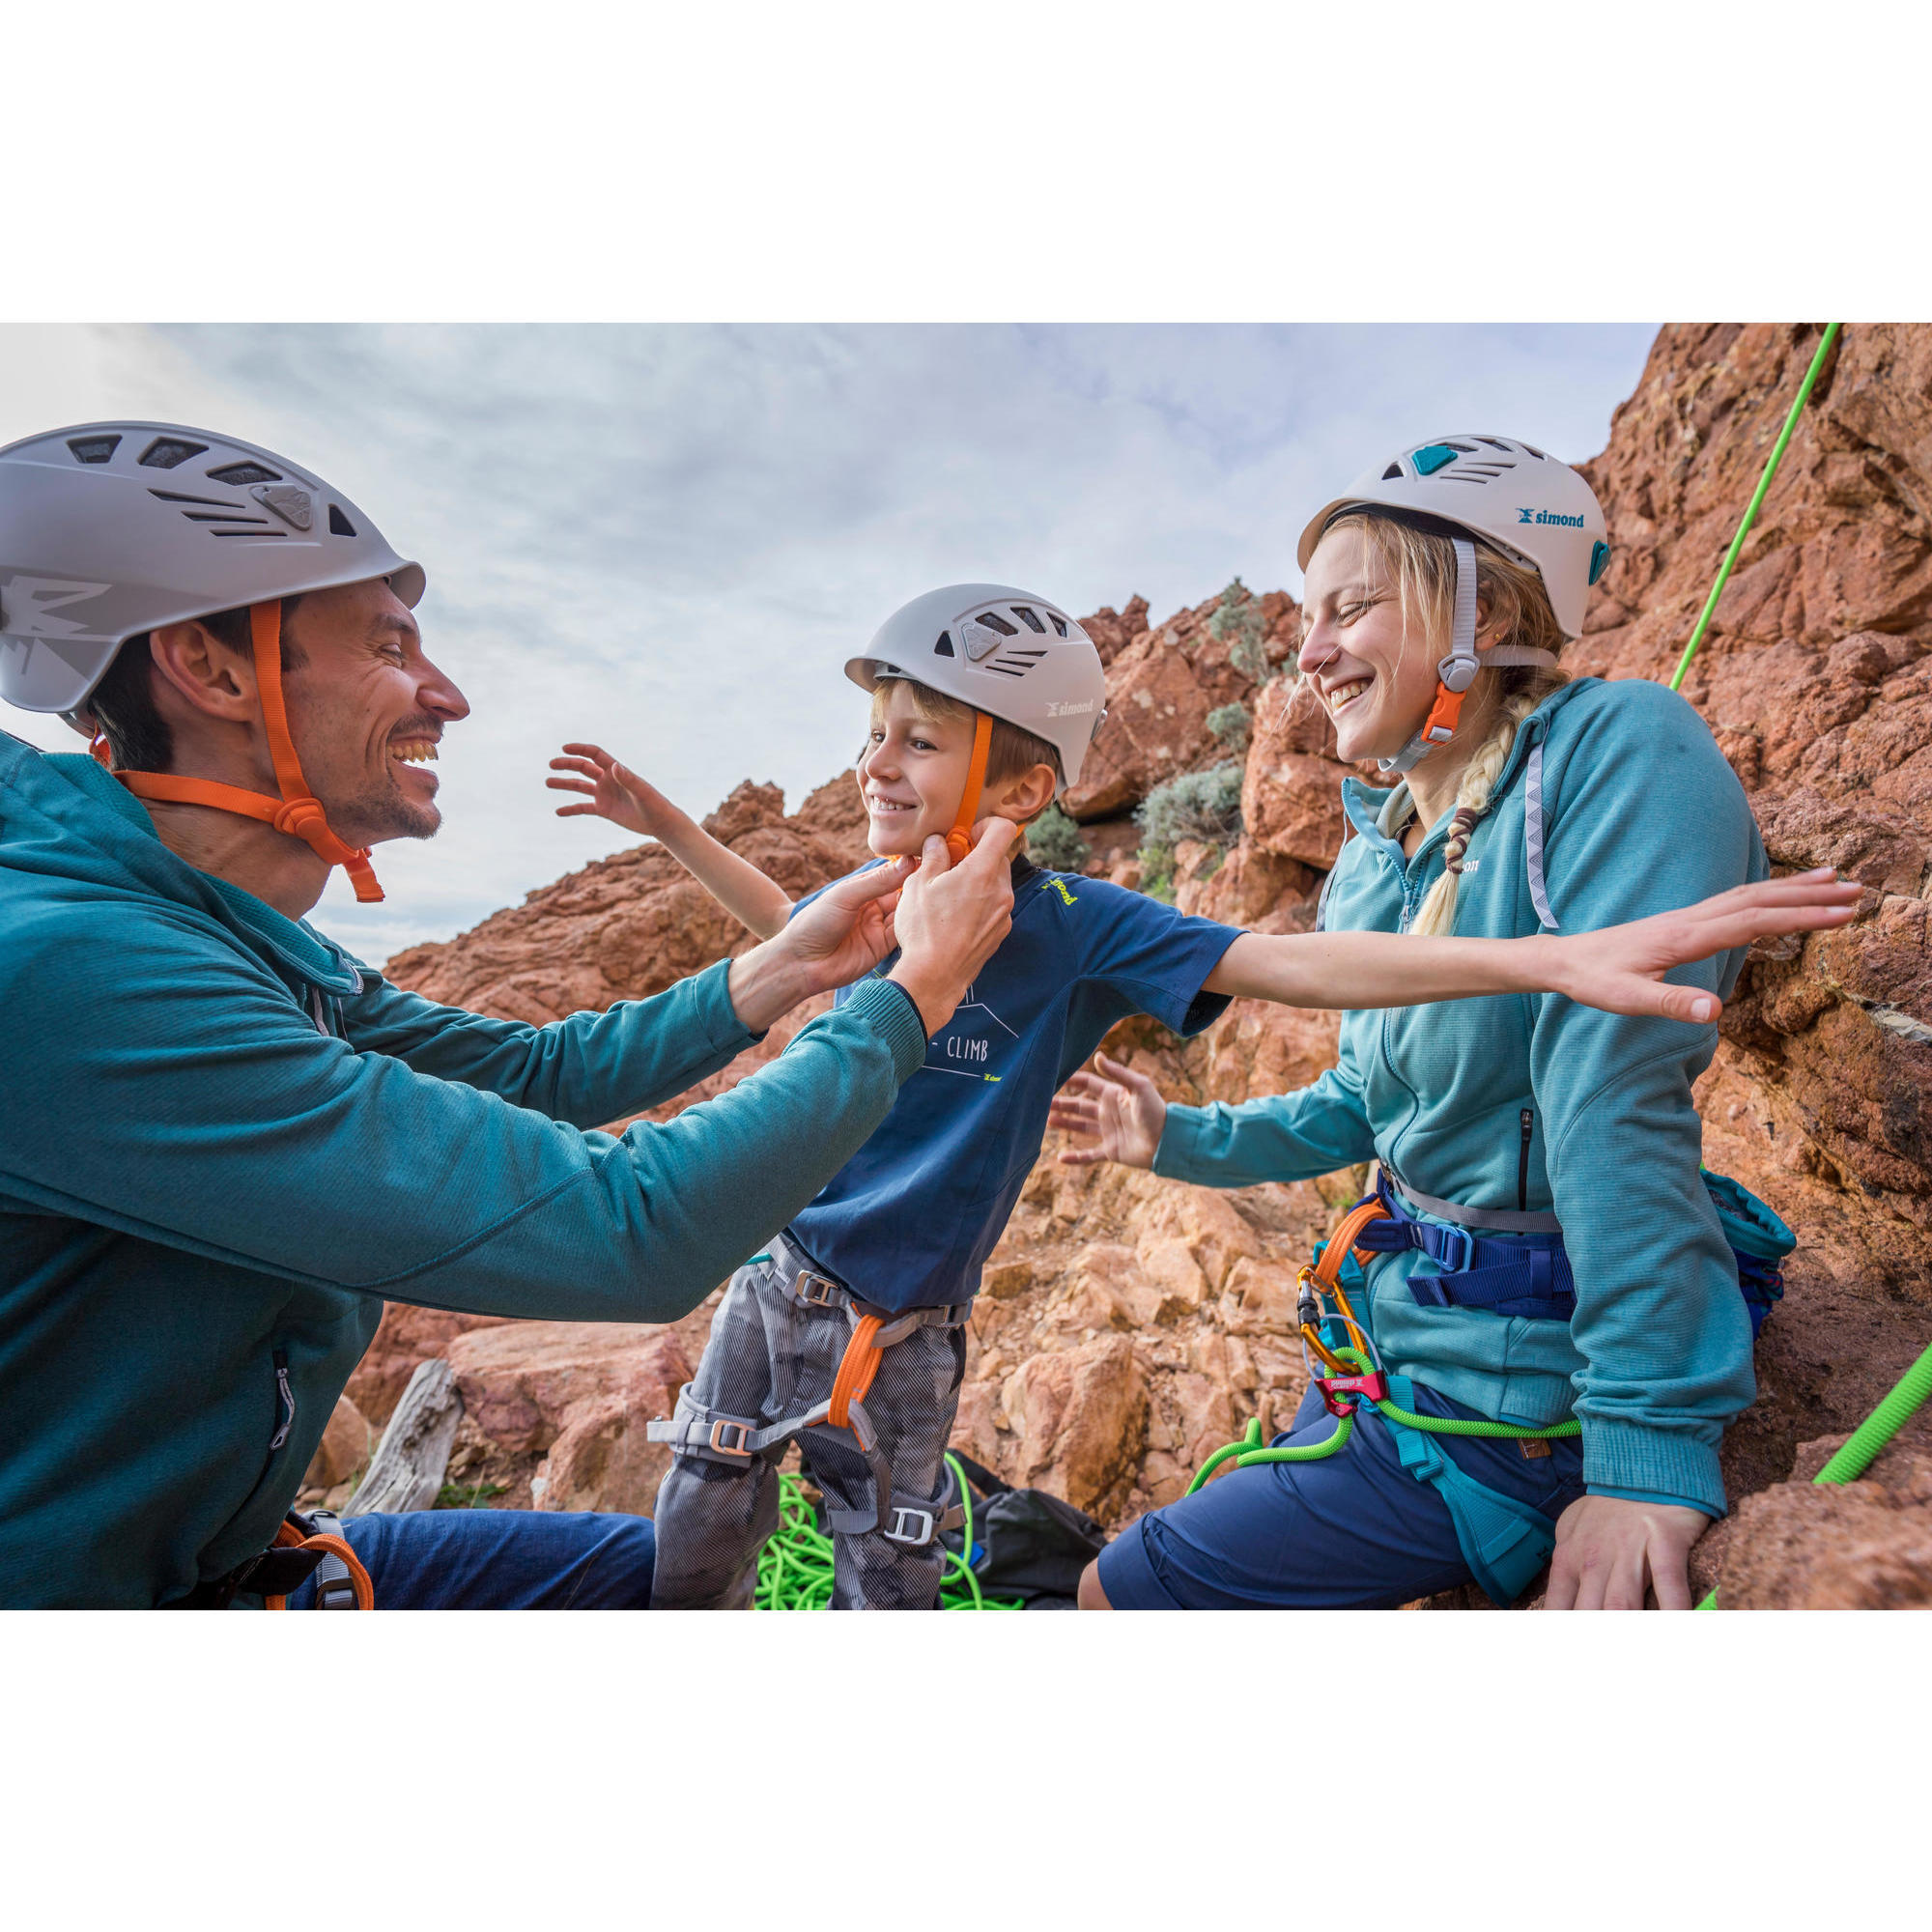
[784,862,1239,1311]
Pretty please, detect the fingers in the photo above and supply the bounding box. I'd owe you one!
[558,742,615,763]
[1544,1548,1579,1611]
[553,804,600,818]
[1652,1549,1694,1611]
[1095,1051,1162,1098]
[831,861,913,906]
[1604,1547,1649,1611]
[1056,1147,1110,1166]
[963,816,1022,868]
[1649,982,1723,1024]
[549,755,606,779]
[544,776,596,795]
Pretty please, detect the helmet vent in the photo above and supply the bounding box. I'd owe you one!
[933,631,956,658]
[1049,613,1068,637]
[986,648,1047,678]
[150,488,247,508]
[974,610,1018,638]
[208,461,281,486]
[138,437,208,470]
[68,435,121,465]
[1382,462,1404,480]
[1520,442,1547,460]
[1476,438,1514,452]
[182,511,270,525]
[327,504,357,536]
[1011,605,1046,633]
[209,528,287,539]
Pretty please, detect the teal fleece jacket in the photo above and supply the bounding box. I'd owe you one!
[0,736,928,1606]
[1152,678,1765,1519]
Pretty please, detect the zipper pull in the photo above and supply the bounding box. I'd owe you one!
[270,1347,297,1451]
[1518,1108,1534,1214]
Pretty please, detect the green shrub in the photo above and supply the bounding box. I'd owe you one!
[1208,577,1273,686]
[1136,844,1176,904]
[1133,761,1244,904]
[1026,803,1091,872]
[1207,701,1252,752]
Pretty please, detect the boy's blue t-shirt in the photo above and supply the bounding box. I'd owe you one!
[785,862,1239,1312]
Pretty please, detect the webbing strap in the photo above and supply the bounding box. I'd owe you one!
[944,711,995,864]
[115,601,384,903]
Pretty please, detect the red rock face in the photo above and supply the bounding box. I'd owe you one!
[364,325,1930,1605]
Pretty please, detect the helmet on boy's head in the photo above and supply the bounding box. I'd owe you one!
[1295,435,1607,640]
[844,582,1108,793]
[0,421,424,718]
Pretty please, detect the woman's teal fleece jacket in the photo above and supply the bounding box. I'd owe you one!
[1153,677,1766,1519]
[0,737,927,1606]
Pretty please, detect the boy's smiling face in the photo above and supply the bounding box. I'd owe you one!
[859,681,978,857]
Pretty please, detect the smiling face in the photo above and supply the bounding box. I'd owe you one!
[277,578,469,847]
[1295,524,1446,767]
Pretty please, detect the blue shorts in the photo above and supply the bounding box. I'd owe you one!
[1095,1379,1585,1610]
[287,1509,655,1609]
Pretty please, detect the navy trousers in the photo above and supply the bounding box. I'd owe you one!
[286,1508,656,1609]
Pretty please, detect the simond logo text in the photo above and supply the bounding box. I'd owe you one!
[1517,509,1586,528]
[1045,698,1095,718]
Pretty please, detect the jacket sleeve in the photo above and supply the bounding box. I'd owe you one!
[1527,684,1767,1518]
[338,956,757,1128]
[0,908,929,1324]
[1151,1044,1378,1188]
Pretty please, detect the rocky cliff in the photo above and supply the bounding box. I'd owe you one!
[330,323,1931,1607]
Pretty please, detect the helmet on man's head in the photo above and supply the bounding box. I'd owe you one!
[0,422,427,904]
[1296,435,1608,640]
[844,582,1109,794]
[0,421,424,719]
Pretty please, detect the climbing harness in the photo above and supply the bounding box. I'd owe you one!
[646,1236,970,1550]
[755,1454,1025,1610]
[164,1506,373,1609]
[111,600,385,902]
[1668,325,1841,693]
[1698,1336,1932,1608]
[1187,1164,1795,1605]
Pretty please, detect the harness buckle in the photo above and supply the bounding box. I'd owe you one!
[883,1506,936,1548]
[1316,1370,1388,1419]
[796,1271,844,1309]
[707,1418,756,1459]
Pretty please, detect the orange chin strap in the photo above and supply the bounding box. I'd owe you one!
[1416,680,1469,752]
[115,601,384,903]
[943,711,995,865]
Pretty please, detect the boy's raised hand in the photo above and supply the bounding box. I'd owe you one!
[547,743,672,839]
[1047,1053,1167,1169]
[1548,869,1861,1021]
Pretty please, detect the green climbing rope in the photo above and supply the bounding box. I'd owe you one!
[1698,1338,1932,1608]
[753,1451,1025,1610]
[1186,1349,1579,1498]
[1666,324,1841,692]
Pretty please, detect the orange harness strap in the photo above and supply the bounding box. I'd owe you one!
[114,602,385,903]
[943,711,994,865]
[827,1314,886,1429]
[1297,1196,1392,1375]
[262,1519,375,1611]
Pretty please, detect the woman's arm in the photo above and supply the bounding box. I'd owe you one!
[549,742,795,939]
[1202,871,1858,1019]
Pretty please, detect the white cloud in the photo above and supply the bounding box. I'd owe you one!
[2,323,1653,960]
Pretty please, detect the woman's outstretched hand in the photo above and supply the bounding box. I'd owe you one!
[1046,1052,1168,1169]
[1550,868,1861,1022]
[1546,1493,1711,1609]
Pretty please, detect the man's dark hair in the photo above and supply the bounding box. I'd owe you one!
[84,596,304,772]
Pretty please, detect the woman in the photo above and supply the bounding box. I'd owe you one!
[1058,436,1781,1611]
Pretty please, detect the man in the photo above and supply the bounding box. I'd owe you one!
[0,421,1018,1608]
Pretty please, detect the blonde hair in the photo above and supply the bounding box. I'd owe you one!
[1318,512,1569,938]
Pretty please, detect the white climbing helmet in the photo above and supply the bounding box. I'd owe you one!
[0,420,425,719]
[844,582,1108,794]
[1296,436,1607,775]
[1296,434,1608,639]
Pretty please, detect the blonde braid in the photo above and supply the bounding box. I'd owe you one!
[1409,687,1548,938]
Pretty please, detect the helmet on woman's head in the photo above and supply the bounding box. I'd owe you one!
[1297,436,1607,774]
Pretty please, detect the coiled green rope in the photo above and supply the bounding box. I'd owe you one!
[753,1452,1025,1610]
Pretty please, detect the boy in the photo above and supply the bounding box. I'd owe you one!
[548,582,1849,1608]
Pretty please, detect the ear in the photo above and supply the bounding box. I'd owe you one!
[990,762,1058,823]
[147,620,260,727]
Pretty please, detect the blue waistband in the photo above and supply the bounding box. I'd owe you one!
[1348,1171,1789,1334]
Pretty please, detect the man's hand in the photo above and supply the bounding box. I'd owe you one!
[1542,868,1861,1022]
[886,819,1019,1035]
[1545,1492,1711,1609]
[548,742,673,839]
[1046,1053,1167,1169]
[724,862,907,1034]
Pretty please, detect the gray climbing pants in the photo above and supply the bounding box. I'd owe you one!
[648,1245,969,1610]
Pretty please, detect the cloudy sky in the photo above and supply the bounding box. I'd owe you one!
[1,325,1654,960]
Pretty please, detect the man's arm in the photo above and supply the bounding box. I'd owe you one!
[1202,873,1857,1019]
